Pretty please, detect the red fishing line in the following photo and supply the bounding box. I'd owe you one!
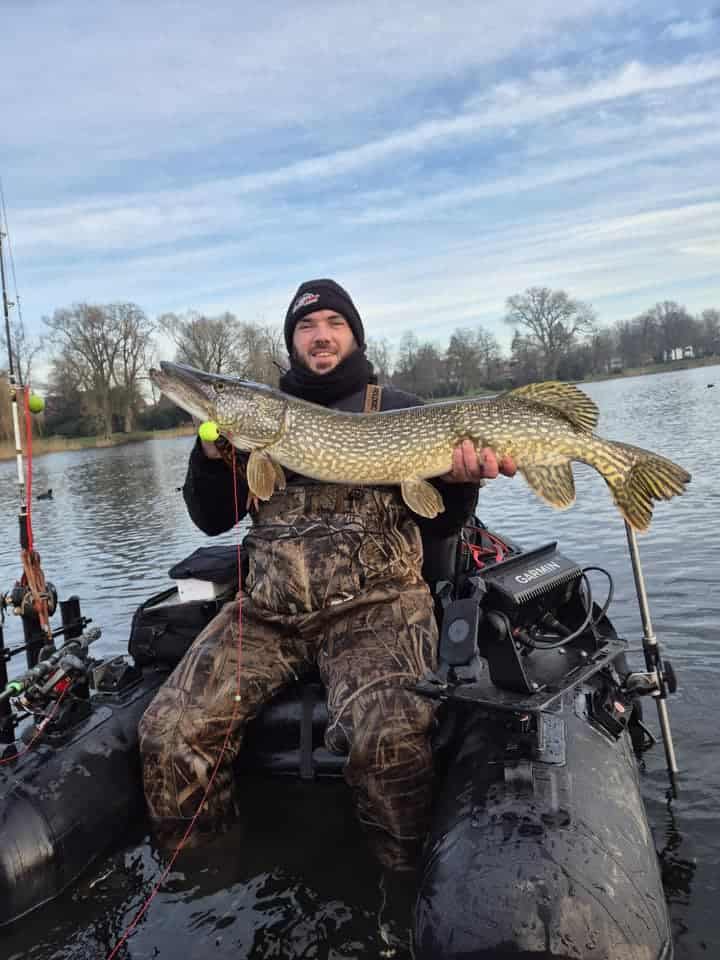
[23,387,34,552]
[106,450,245,959]
[0,687,69,765]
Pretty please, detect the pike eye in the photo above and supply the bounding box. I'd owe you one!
[215,383,224,393]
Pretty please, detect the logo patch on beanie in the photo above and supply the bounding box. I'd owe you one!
[292,292,321,314]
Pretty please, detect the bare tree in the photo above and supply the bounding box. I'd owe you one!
[44,354,97,436]
[699,308,720,356]
[475,327,502,385]
[504,287,596,378]
[44,302,154,437]
[238,322,285,386]
[366,336,394,382]
[109,303,156,432]
[509,332,542,385]
[645,301,696,359]
[445,328,480,396]
[393,331,420,393]
[159,310,286,385]
[615,318,642,368]
[8,317,44,386]
[588,328,615,375]
[413,343,445,398]
[45,304,121,438]
[159,310,244,373]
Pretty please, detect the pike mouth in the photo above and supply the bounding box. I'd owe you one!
[149,361,218,422]
[158,360,230,390]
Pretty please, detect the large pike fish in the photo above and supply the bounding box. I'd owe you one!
[151,361,690,532]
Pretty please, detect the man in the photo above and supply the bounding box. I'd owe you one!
[139,279,515,870]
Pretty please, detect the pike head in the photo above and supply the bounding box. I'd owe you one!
[149,361,287,449]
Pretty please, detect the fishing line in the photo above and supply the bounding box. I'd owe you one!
[106,452,246,960]
[18,385,53,639]
[0,180,25,352]
[0,687,69,765]
[23,386,34,551]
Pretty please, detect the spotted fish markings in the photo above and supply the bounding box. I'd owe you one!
[150,363,691,532]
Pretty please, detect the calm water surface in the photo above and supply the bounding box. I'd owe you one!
[0,366,718,959]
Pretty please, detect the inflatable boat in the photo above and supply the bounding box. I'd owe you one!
[0,521,675,959]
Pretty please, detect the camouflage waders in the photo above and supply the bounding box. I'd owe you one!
[139,485,438,869]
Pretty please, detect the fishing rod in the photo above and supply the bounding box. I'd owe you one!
[0,194,93,757]
[0,209,22,741]
[0,213,24,509]
[624,520,679,794]
[0,196,54,670]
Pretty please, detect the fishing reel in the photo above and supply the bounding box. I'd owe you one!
[2,580,58,620]
[0,628,102,737]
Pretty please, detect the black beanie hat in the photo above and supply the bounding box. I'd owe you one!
[284,279,365,353]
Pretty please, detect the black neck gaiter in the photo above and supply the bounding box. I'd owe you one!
[278,350,376,406]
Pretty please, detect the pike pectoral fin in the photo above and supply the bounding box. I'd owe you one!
[519,461,576,510]
[401,479,446,518]
[247,451,283,501]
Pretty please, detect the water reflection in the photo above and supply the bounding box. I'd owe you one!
[0,364,719,959]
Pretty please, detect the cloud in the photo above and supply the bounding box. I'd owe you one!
[18,183,719,352]
[350,128,720,224]
[664,16,717,39]
[5,0,630,180]
[10,54,720,248]
[2,1,719,356]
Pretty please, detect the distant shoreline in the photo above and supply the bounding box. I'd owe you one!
[1,357,717,462]
[576,355,719,385]
[0,425,195,462]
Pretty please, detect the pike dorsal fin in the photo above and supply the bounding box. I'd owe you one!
[506,381,599,433]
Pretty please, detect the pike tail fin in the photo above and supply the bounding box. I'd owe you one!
[600,441,691,532]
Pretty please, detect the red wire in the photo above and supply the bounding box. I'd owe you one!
[463,528,508,569]
[106,450,245,959]
[23,387,34,552]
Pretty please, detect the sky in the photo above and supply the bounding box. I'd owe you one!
[1,0,719,361]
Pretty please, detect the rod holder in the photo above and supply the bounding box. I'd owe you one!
[624,522,678,787]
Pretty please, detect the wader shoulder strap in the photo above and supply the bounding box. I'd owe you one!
[363,384,383,412]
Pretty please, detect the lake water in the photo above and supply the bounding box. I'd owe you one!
[1,365,718,959]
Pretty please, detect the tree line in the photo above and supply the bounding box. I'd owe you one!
[1,288,718,443]
[373,290,719,397]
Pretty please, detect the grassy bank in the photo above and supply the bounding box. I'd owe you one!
[0,424,195,462]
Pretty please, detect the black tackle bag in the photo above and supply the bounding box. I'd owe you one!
[167,544,246,583]
[128,546,244,668]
